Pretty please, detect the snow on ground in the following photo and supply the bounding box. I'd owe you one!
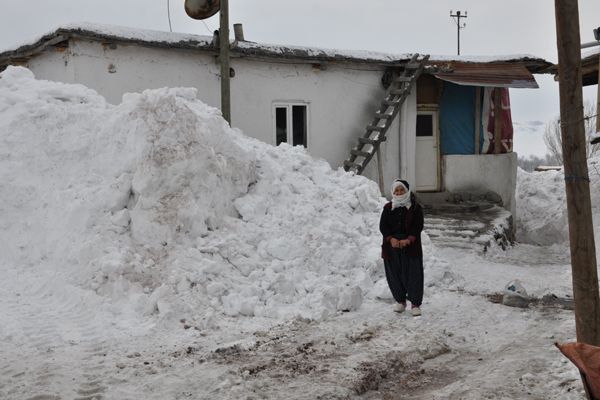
[0,66,591,399]
[516,161,600,251]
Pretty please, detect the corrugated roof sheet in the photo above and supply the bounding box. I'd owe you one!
[432,62,539,88]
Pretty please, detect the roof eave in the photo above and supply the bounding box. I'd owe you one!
[0,28,411,68]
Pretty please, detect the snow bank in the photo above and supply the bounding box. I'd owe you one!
[516,159,600,245]
[0,66,386,326]
[516,167,568,245]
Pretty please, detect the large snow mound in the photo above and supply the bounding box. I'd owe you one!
[0,66,386,325]
[516,160,600,246]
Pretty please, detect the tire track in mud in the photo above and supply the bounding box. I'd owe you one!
[0,271,113,400]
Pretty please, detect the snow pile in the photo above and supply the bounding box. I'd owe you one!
[516,159,600,245]
[516,167,568,245]
[0,66,386,326]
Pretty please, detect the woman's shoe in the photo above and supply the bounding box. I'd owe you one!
[411,306,422,317]
[394,302,406,313]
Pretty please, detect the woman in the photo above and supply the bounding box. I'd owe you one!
[379,179,424,316]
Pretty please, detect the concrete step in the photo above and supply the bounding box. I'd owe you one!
[426,229,478,239]
[422,201,513,252]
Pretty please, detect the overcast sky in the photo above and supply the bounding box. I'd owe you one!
[1,0,599,157]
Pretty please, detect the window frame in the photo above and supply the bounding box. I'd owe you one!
[272,102,310,149]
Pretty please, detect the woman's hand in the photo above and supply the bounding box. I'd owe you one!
[390,238,410,248]
[398,239,411,248]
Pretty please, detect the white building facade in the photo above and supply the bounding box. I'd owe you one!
[0,24,551,215]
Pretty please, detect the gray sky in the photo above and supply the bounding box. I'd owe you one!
[1,0,599,157]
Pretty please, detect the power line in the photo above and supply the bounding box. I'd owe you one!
[201,20,212,34]
[167,0,173,32]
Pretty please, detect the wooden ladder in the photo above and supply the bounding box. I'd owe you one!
[343,54,430,178]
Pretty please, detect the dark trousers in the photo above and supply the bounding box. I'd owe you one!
[383,248,424,307]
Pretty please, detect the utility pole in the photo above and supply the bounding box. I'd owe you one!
[596,28,600,134]
[184,0,231,124]
[450,10,467,55]
[219,0,231,124]
[554,0,600,351]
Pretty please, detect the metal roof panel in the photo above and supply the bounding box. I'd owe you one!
[432,62,539,88]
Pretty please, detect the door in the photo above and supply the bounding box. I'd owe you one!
[415,110,439,191]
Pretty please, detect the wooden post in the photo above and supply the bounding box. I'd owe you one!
[376,147,385,196]
[597,54,600,133]
[220,0,231,124]
[494,88,502,154]
[475,87,481,154]
[555,0,600,350]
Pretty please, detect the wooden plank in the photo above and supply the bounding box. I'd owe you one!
[343,160,363,170]
[390,88,408,96]
[417,74,442,105]
[367,125,386,132]
[404,62,422,69]
[475,87,481,155]
[555,0,600,347]
[597,54,600,132]
[494,88,502,154]
[220,0,231,124]
[358,137,378,145]
[351,149,372,157]
[376,147,385,195]
[375,112,393,119]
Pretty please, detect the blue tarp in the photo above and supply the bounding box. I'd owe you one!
[439,82,480,155]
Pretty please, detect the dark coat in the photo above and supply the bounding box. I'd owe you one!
[379,193,424,259]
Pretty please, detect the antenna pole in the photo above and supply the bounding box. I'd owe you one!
[450,10,467,55]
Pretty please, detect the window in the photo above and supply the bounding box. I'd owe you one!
[416,114,434,137]
[274,103,309,147]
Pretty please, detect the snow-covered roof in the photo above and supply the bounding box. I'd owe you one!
[546,45,599,86]
[0,22,551,71]
[582,45,600,59]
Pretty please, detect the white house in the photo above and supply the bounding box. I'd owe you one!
[0,23,551,217]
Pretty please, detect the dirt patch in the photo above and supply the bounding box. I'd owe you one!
[351,340,453,397]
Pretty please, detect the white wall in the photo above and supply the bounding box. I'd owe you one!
[23,39,406,188]
[443,152,518,217]
[21,41,518,215]
[27,47,76,84]
[69,40,221,107]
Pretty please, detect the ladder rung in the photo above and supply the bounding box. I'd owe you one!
[382,99,400,106]
[358,136,386,145]
[367,125,385,132]
[404,62,422,69]
[394,76,413,82]
[358,137,378,145]
[351,149,373,158]
[344,160,363,170]
[390,88,408,96]
[375,112,393,119]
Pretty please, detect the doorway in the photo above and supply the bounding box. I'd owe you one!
[415,110,440,191]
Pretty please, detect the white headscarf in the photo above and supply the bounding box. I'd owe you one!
[391,180,412,210]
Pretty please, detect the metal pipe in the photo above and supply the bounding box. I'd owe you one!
[233,23,244,41]
[581,40,600,49]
